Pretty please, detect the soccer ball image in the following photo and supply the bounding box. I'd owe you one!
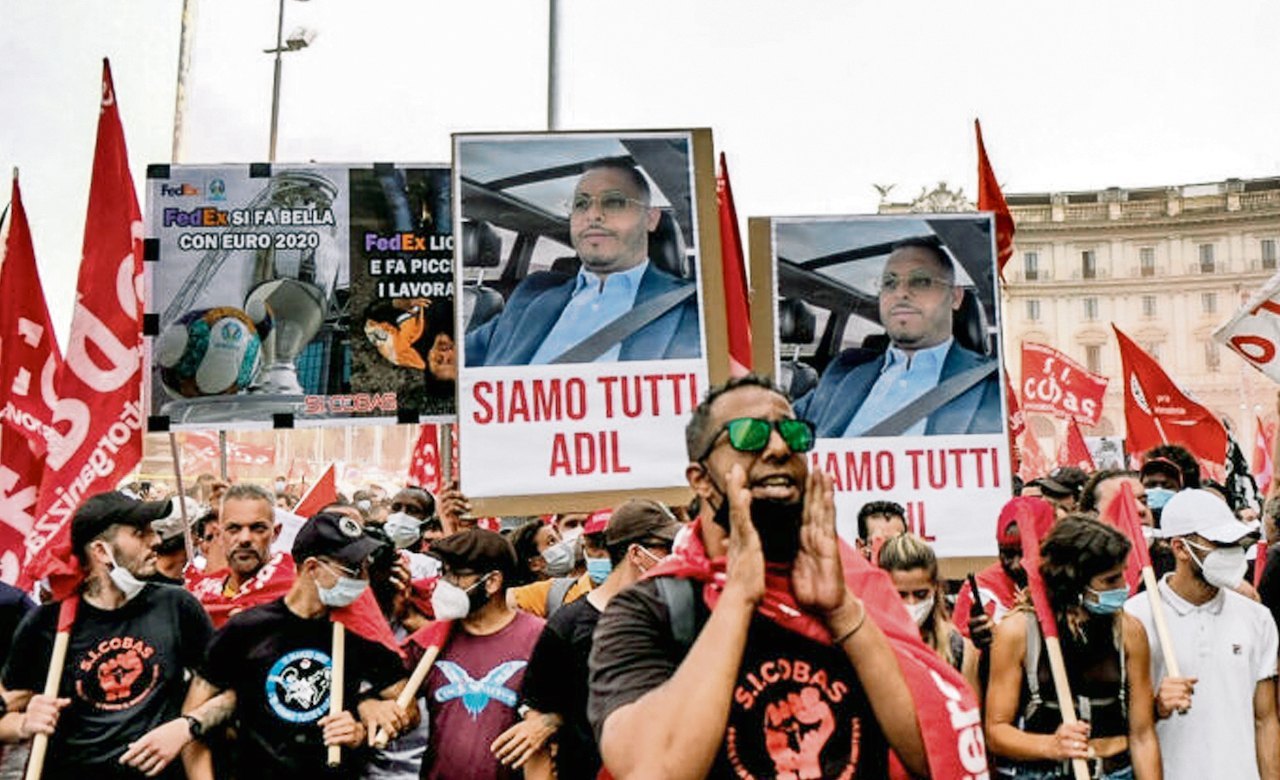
[156,307,262,398]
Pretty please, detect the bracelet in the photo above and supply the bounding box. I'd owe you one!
[832,602,867,645]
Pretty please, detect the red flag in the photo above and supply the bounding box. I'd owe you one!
[1058,418,1096,472]
[1255,539,1268,590]
[187,551,298,628]
[717,153,752,377]
[1005,365,1025,474]
[1011,497,1059,639]
[1099,481,1150,594]
[1020,342,1108,426]
[408,424,441,493]
[1252,416,1274,497]
[975,119,1015,281]
[406,617,453,654]
[0,430,42,585]
[332,587,405,660]
[24,60,145,598]
[294,463,338,518]
[1114,325,1228,466]
[646,519,989,779]
[0,172,63,454]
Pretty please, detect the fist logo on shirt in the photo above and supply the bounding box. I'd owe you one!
[98,648,145,702]
[763,686,836,780]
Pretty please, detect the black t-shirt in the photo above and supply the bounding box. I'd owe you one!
[522,595,603,780]
[2,584,213,777]
[589,577,889,779]
[202,598,406,780]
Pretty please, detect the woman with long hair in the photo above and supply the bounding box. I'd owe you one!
[986,505,1161,779]
[878,532,981,694]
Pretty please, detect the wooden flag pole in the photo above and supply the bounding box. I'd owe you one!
[1140,567,1182,678]
[371,644,442,749]
[25,601,75,780]
[167,433,195,563]
[327,622,345,768]
[1041,635,1092,780]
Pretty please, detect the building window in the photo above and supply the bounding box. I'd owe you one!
[1140,247,1155,277]
[1263,239,1277,270]
[1082,250,1097,279]
[1026,299,1041,321]
[1142,342,1161,360]
[1142,295,1157,317]
[1202,292,1217,315]
[1199,243,1215,273]
[1024,252,1039,281]
[1083,297,1098,321]
[1086,345,1101,374]
[1205,341,1221,372]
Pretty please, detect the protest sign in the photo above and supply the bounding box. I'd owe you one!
[752,213,1010,557]
[1215,269,1280,383]
[143,163,454,430]
[454,130,722,509]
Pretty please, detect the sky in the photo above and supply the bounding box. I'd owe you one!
[3,0,1279,345]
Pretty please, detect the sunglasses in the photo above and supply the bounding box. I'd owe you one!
[698,417,816,461]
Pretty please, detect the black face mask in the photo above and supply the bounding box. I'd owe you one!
[706,469,804,563]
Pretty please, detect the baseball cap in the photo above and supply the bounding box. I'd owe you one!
[428,528,517,578]
[605,499,682,548]
[583,508,613,536]
[1156,489,1259,544]
[150,496,207,544]
[72,492,173,554]
[1139,457,1183,489]
[1034,467,1088,498]
[292,512,385,569]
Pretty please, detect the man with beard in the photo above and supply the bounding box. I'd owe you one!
[794,238,1001,437]
[187,484,296,628]
[464,157,700,366]
[587,375,930,779]
[951,501,1029,650]
[1125,489,1279,780]
[0,492,214,779]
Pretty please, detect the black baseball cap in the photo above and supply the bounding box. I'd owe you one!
[428,528,517,578]
[292,512,384,569]
[71,492,173,555]
[1034,466,1088,499]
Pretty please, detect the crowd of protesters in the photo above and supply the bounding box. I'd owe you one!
[0,376,1276,778]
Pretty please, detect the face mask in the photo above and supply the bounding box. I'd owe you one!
[908,596,934,627]
[274,480,286,493]
[1083,586,1128,615]
[1186,541,1247,590]
[585,556,613,585]
[560,527,584,545]
[431,574,492,620]
[102,546,147,602]
[315,563,368,608]
[1140,525,1155,542]
[707,471,803,563]
[384,511,423,550]
[1145,487,1175,512]
[541,539,576,577]
[356,499,373,513]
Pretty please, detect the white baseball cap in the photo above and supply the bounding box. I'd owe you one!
[1156,489,1259,544]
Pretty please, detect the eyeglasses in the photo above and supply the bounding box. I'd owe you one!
[878,272,952,295]
[697,417,816,461]
[319,559,363,580]
[566,191,647,216]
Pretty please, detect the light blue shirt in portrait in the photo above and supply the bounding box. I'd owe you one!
[843,337,953,437]
[529,260,649,364]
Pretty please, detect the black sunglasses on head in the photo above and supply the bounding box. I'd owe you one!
[697,417,816,461]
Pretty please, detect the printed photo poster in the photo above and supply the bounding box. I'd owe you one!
[143,163,456,431]
[453,130,719,504]
[756,214,1011,558]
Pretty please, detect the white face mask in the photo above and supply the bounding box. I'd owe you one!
[274,480,286,493]
[908,596,935,627]
[384,511,423,550]
[560,527,584,545]
[315,562,368,608]
[1186,540,1247,590]
[431,574,491,620]
[102,545,147,602]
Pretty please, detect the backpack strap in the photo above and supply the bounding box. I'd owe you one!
[545,576,577,618]
[654,577,698,651]
[1021,613,1045,726]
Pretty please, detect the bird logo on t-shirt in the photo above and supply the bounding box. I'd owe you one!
[434,660,526,719]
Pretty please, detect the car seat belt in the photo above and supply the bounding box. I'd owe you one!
[860,361,997,437]
[549,286,695,364]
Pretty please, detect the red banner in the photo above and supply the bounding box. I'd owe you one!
[717,153,752,376]
[1020,342,1108,426]
[975,119,1014,281]
[0,173,63,455]
[24,60,145,595]
[1115,325,1227,467]
[409,423,442,492]
[179,431,275,475]
[0,430,42,584]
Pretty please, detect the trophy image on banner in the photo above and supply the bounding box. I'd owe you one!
[155,170,341,423]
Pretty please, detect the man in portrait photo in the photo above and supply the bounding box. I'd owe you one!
[793,237,1001,437]
[464,156,701,367]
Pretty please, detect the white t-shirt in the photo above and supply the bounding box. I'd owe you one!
[1125,575,1279,780]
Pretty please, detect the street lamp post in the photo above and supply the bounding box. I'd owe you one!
[266,0,313,162]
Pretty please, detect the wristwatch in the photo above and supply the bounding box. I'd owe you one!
[183,714,204,739]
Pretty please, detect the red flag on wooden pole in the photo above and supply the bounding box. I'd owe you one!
[976,119,1015,282]
[717,153,752,377]
[294,463,338,518]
